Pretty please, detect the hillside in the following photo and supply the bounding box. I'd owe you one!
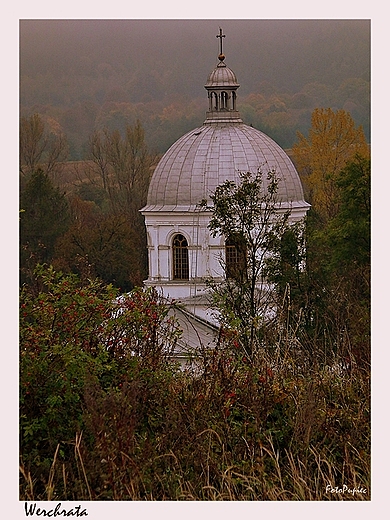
[20,19,370,159]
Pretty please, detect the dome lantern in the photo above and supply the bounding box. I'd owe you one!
[204,28,242,123]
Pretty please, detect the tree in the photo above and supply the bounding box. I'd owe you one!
[285,154,371,365]
[87,120,157,217]
[265,219,307,301]
[20,169,70,284]
[20,113,69,179]
[313,154,370,363]
[54,196,146,291]
[327,154,370,274]
[292,108,369,223]
[201,169,294,361]
[78,120,157,286]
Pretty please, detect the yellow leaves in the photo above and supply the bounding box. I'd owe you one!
[292,108,370,221]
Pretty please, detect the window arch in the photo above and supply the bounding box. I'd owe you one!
[173,234,189,280]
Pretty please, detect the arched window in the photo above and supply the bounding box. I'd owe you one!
[225,236,247,280]
[209,91,218,111]
[173,234,189,280]
[232,92,236,110]
[221,91,228,109]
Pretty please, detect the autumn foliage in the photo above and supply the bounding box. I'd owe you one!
[292,108,369,222]
[20,260,370,500]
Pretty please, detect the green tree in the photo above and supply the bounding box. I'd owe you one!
[327,154,370,273]
[314,155,370,362]
[201,169,293,361]
[291,154,371,364]
[265,219,307,301]
[20,169,70,283]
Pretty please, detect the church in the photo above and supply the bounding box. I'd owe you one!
[141,29,310,354]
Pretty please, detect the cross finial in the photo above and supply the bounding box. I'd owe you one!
[216,27,225,57]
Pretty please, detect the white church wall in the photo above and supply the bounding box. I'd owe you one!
[142,210,227,300]
[142,202,309,302]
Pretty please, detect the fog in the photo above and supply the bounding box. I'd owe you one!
[19,19,370,156]
[20,19,370,98]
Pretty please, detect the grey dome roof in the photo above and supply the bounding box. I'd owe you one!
[144,122,308,212]
[143,36,309,214]
[205,61,239,88]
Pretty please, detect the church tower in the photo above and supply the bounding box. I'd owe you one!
[141,30,310,306]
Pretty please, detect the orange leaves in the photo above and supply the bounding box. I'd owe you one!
[292,108,369,221]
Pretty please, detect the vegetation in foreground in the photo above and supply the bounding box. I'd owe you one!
[20,260,370,501]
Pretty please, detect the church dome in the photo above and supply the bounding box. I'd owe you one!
[143,31,309,213]
[145,123,307,211]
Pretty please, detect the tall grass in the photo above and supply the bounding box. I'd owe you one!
[20,333,370,501]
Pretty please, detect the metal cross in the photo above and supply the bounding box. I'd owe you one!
[216,27,225,55]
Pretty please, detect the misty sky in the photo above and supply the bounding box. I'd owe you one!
[20,19,370,99]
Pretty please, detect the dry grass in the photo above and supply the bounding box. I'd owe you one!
[20,343,370,501]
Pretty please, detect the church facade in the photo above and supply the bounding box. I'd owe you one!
[141,31,310,311]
